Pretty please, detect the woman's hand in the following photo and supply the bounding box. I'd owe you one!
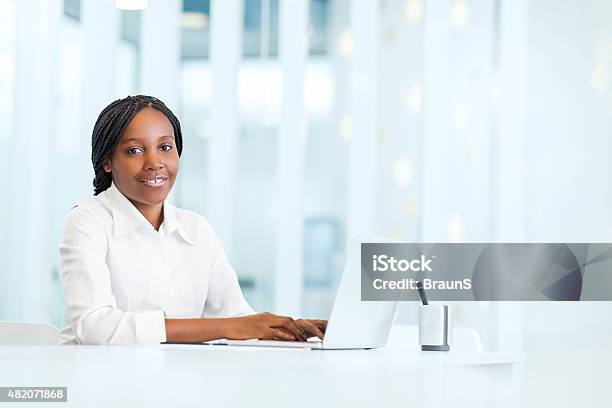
[165,315,329,343]
[227,312,312,341]
[295,319,327,340]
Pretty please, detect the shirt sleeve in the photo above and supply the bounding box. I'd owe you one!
[202,227,256,318]
[59,207,167,345]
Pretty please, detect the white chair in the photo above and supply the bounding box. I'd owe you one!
[0,321,60,345]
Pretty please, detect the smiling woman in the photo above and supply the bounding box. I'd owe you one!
[58,95,326,345]
[99,105,179,230]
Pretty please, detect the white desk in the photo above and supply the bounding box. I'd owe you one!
[0,325,526,408]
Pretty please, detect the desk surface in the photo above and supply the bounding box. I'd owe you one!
[0,325,526,408]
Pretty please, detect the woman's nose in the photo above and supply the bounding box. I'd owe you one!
[144,151,164,170]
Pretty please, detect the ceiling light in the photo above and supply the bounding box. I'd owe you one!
[450,0,469,30]
[404,0,423,25]
[340,114,351,142]
[337,29,353,58]
[182,12,208,30]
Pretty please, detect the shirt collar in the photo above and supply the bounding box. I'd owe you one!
[106,182,196,245]
[161,202,196,245]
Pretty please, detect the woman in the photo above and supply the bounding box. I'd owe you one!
[59,95,326,345]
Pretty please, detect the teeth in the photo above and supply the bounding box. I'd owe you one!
[142,178,166,184]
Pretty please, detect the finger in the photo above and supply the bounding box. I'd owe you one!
[289,319,308,341]
[297,319,322,338]
[316,320,328,333]
[262,328,295,341]
[268,328,296,341]
[309,319,328,333]
[299,320,325,340]
[285,319,307,341]
[274,317,307,341]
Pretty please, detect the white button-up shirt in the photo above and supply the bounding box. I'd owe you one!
[58,182,254,345]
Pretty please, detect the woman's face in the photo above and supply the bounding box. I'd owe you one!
[103,107,179,209]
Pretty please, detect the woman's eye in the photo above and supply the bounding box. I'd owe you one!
[161,144,173,152]
[127,147,143,154]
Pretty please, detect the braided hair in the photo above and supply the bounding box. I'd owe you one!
[91,95,183,195]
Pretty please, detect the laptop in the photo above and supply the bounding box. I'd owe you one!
[205,237,398,350]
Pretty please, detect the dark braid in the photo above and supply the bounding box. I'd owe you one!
[91,95,183,195]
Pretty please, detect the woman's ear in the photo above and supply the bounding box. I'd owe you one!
[103,159,111,173]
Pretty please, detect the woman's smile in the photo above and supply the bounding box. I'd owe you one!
[138,175,169,188]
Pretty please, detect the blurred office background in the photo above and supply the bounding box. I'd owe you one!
[1,0,612,352]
